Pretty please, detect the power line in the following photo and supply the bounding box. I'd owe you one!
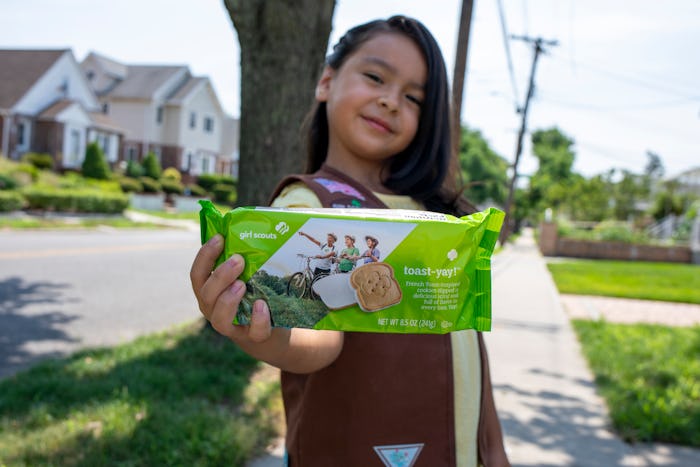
[496,0,519,111]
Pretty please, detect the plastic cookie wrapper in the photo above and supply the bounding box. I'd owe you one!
[199,200,504,334]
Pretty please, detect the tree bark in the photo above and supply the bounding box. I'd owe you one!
[223,0,335,205]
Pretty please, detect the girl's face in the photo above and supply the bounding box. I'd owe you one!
[316,32,427,180]
[345,237,354,247]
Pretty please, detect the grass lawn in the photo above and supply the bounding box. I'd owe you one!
[0,320,283,466]
[0,215,163,230]
[572,320,700,446]
[547,259,700,304]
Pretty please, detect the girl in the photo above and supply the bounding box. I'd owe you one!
[338,235,359,273]
[190,15,509,466]
[360,235,380,264]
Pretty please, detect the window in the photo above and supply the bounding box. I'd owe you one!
[126,146,137,162]
[68,129,80,166]
[189,112,196,129]
[17,122,26,146]
[156,106,163,124]
[204,117,214,133]
[86,70,95,81]
[202,156,210,173]
[102,102,109,114]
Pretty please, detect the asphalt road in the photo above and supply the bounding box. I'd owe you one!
[0,227,202,379]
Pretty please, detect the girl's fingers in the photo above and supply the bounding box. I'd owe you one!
[190,234,223,293]
[247,300,272,342]
[198,254,245,314]
[208,280,247,336]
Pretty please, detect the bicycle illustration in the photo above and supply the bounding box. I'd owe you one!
[287,254,325,299]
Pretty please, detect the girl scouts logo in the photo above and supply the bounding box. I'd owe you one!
[373,443,424,467]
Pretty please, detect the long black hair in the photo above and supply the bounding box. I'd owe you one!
[303,15,474,216]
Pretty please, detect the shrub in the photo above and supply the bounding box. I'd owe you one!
[22,188,128,213]
[593,221,636,243]
[160,177,184,195]
[82,142,111,180]
[139,176,162,193]
[0,173,19,190]
[185,183,207,197]
[142,152,162,180]
[21,152,54,170]
[196,174,236,192]
[126,160,145,178]
[14,163,39,183]
[162,167,182,182]
[0,191,24,212]
[212,183,237,204]
[118,177,143,193]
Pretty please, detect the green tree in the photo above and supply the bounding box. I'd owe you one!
[142,152,162,180]
[458,127,508,205]
[82,142,111,180]
[223,0,336,205]
[525,127,577,216]
[611,169,647,220]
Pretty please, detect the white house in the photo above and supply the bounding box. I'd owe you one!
[81,52,238,182]
[0,49,124,168]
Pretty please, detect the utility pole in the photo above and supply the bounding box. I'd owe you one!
[500,35,558,243]
[451,0,475,159]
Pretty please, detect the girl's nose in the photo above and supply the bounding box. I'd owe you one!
[378,93,399,111]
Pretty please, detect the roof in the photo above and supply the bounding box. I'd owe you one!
[0,49,68,109]
[36,98,125,133]
[107,65,187,99]
[37,99,75,119]
[83,51,127,80]
[167,76,207,103]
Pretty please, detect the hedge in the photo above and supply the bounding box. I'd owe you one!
[22,188,129,214]
[0,191,24,212]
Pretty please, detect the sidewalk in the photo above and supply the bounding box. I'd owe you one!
[487,229,700,466]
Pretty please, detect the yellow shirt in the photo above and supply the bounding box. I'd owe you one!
[272,182,480,467]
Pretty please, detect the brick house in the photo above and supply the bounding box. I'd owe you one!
[80,52,238,182]
[0,49,124,169]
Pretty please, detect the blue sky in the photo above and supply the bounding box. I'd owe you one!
[2,0,698,179]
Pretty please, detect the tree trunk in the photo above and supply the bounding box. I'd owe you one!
[223,0,335,205]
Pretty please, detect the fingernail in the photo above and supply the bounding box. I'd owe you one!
[231,280,245,295]
[227,254,243,268]
[208,234,222,247]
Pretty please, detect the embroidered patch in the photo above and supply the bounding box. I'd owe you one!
[314,178,366,200]
[373,443,424,467]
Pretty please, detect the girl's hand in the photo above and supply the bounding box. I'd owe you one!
[190,234,272,342]
[190,234,344,373]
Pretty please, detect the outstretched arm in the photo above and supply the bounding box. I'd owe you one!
[191,234,344,373]
[298,231,320,246]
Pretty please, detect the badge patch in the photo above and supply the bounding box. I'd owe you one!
[315,178,366,200]
[373,443,424,467]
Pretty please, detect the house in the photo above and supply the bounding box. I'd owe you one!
[0,49,124,169]
[81,52,238,182]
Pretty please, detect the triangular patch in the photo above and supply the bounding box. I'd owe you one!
[373,443,424,467]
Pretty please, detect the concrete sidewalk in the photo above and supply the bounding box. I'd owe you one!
[487,229,700,466]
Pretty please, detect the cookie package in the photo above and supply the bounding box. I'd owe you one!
[199,200,504,334]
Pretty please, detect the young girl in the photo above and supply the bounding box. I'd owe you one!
[190,15,509,466]
[338,235,359,272]
[360,235,380,264]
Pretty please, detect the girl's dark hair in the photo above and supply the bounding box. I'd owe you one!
[303,15,474,216]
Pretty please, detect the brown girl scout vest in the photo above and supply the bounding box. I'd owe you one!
[269,164,508,467]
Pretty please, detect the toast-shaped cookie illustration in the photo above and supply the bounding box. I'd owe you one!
[350,262,402,312]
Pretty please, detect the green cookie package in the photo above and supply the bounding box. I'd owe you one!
[199,200,504,334]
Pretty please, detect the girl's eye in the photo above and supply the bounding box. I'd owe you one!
[363,72,383,83]
[406,94,423,107]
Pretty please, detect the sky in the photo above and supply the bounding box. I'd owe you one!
[1,0,698,180]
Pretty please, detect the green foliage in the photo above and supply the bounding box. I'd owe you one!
[126,160,145,178]
[196,174,236,192]
[139,176,162,193]
[547,260,700,304]
[0,322,282,465]
[21,152,54,170]
[186,183,207,197]
[0,172,19,190]
[212,183,237,204]
[160,177,185,195]
[458,126,508,204]
[118,176,144,193]
[0,190,25,211]
[141,152,162,180]
[162,167,182,182]
[572,320,700,446]
[22,188,129,214]
[81,142,111,180]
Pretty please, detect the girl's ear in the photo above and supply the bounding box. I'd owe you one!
[315,66,334,102]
